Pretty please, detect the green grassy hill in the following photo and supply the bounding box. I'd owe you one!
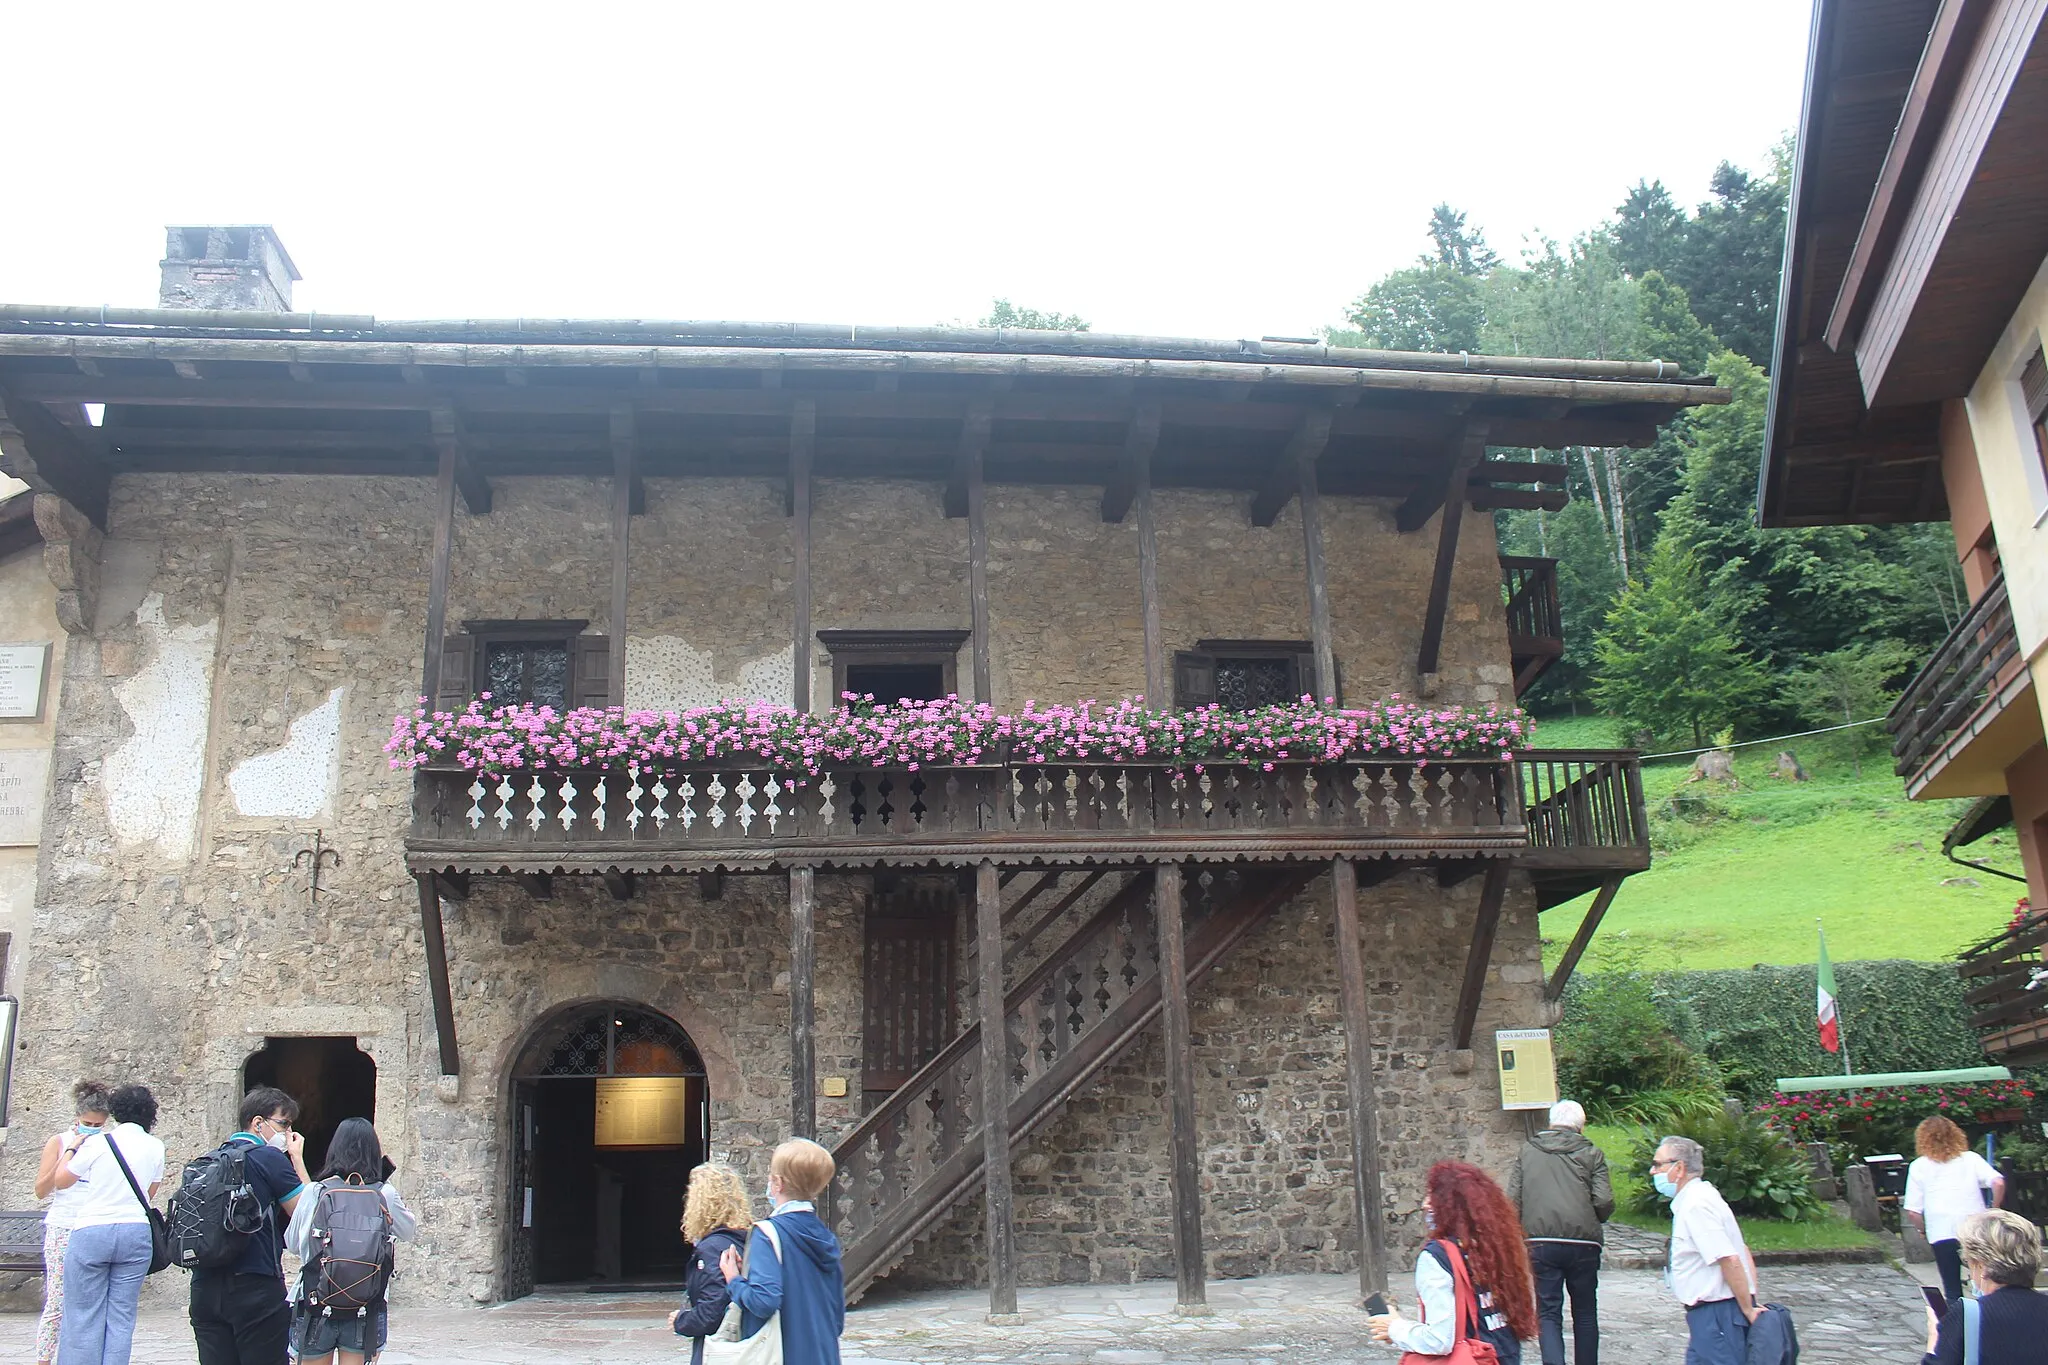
[1529,714,2029,970]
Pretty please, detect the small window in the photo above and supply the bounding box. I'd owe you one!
[180,227,210,260]
[1173,639,1337,710]
[2023,347,2048,487]
[437,619,612,713]
[819,629,971,705]
[845,662,946,704]
[223,228,252,260]
[486,639,572,710]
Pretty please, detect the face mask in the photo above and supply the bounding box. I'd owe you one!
[266,1131,291,1152]
[1423,1208,1437,1232]
[1652,1172,1678,1199]
[76,1121,103,1135]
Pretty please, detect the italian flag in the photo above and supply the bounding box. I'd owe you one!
[1817,927,1841,1054]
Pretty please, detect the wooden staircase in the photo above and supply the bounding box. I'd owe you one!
[828,863,1318,1301]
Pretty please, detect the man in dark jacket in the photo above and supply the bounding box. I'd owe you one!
[1507,1099,1614,1365]
[722,1139,846,1365]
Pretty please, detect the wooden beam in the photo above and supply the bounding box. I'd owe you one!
[428,405,491,515]
[790,399,815,712]
[945,398,994,519]
[1299,424,1335,705]
[608,404,635,706]
[1451,861,1511,1050]
[1545,877,1623,1003]
[1415,424,1489,682]
[415,875,460,1077]
[602,870,636,901]
[0,390,109,528]
[1355,859,1407,889]
[1014,868,1109,951]
[1155,862,1207,1311]
[1101,403,1161,523]
[997,869,1062,928]
[515,872,554,900]
[790,865,817,1140]
[1331,857,1387,1295]
[964,399,994,703]
[171,360,203,380]
[431,870,470,902]
[419,440,459,708]
[1134,405,1167,705]
[975,859,1019,1320]
[1397,421,1487,534]
[1250,409,1333,526]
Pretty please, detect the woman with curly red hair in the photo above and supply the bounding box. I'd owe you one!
[1369,1160,1538,1362]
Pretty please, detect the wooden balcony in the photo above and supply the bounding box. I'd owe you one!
[1889,574,2036,797]
[404,750,1651,879]
[1957,914,2048,1067]
[1502,555,1564,696]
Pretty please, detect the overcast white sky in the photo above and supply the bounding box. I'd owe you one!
[2,2,1813,340]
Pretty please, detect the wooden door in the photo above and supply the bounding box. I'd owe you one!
[862,885,960,1109]
[504,1080,537,1299]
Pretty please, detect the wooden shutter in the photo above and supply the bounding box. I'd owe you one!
[862,887,958,1108]
[1173,651,1218,710]
[1292,650,1343,708]
[435,636,476,714]
[573,636,614,709]
[2022,347,2048,422]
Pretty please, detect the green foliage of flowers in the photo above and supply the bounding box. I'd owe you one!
[1759,1080,2036,1171]
[1622,1112,1827,1221]
[1556,951,1725,1126]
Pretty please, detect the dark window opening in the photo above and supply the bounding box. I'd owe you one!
[1174,640,1331,710]
[180,227,211,260]
[844,662,946,704]
[241,1037,376,1176]
[223,228,252,260]
[1216,657,1299,710]
[485,640,572,710]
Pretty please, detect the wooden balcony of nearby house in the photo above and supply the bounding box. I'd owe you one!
[1501,555,1563,696]
[1888,575,2038,798]
[1957,914,2048,1067]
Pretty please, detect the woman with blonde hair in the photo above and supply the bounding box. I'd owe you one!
[1906,1114,2006,1310]
[669,1164,755,1365]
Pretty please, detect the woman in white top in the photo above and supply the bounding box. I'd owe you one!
[1905,1114,2006,1310]
[31,1080,115,1365]
[284,1118,418,1365]
[50,1084,164,1365]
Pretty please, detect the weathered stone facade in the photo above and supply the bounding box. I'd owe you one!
[6,469,1541,1305]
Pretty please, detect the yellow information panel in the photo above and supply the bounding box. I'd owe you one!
[594,1076,691,1148]
[1495,1029,1559,1111]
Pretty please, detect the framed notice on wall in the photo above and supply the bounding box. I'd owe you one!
[1495,1028,1559,1111]
[594,1076,691,1149]
[0,645,50,722]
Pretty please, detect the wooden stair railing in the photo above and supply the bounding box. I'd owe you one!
[829,864,1317,1302]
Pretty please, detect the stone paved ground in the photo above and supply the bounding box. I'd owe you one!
[0,1263,1936,1364]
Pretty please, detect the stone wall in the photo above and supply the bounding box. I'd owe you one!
[8,469,1534,1304]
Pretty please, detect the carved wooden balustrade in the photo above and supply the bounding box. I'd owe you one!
[828,864,1314,1300]
[1516,750,1650,899]
[1957,913,2048,1067]
[1501,555,1564,695]
[1889,573,2027,791]
[407,758,1524,871]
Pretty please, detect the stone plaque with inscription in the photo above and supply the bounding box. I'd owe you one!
[0,644,50,722]
[0,749,51,846]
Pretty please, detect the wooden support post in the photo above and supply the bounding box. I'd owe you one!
[1451,860,1511,1051]
[428,405,491,514]
[963,399,994,704]
[1102,402,1161,524]
[1545,877,1623,1003]
[1131,404,1167,706]
[975,859,1020,1321]
[1250,408,1332,527]
[415,874,460,1077]
[420,440,458,706]
[790,865,817,1140]
[1299,430,1335,706]
[790,399,816,711]
[1414,424,1490,687]
[1155,862,1209,1313]
[608,404,635,705]
[1331,857,1387,1296]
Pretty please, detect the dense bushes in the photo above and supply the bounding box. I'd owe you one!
[1621,1112,1827,1221]
[1761,1080,2036,1172]
[1556,959,1723,1126]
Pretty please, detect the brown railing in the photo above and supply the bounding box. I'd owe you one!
[407,758,1523,870]
[1502,555,1563,645]
[1517,750,1649,864]
[1889,575,2026,786]
[1956,913,2048,1065]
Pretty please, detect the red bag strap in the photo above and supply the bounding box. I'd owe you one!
[1437,1239,1484,1344]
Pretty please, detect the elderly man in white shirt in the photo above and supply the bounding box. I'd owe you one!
[1651,1136,1760,1365]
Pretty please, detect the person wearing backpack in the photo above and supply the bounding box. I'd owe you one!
[50,1084,165,1365]
[284,1119,416,1365]
[183,1087,312,1365]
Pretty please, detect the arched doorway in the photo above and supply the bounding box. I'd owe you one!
[505,1003,707,1296]
[241,1037,376,1176]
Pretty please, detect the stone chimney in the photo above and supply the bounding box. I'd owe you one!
[158,225,300,311]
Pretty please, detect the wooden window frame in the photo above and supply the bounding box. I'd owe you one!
[818,629,971,706]
[438,618,615,712]
[2023,346,2048,497]
[1173,638,1339,711]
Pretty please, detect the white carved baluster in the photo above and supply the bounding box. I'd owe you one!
[735,774,758,834]
[1350,766,1372,824]
[525,777,548,832]
[556,776,579,832]
[467,779,486,830]
[650,777,671,829]
[495,776,516,830]
[764,776,783,834]
[592,777,609,832]
[1302,768,1320,824]
[820,773,838,831]
[675,776,694,832]
[1198,771,1214,820]
[1379,767,1403,824]
[625,768,645,833]
[1063,769,1080,824]
[707,774,728,830]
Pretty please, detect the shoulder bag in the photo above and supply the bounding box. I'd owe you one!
[1398,1239,1500,1365]
[707,1219,783,1365]
[101,1132,173,1274]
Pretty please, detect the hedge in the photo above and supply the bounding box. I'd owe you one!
[1563,959,1989,1103]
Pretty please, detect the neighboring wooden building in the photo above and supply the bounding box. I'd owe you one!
[0,227,1720,1309]
[1764,0,2048,1060]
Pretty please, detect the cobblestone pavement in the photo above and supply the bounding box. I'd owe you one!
[0,1262,1936,1364]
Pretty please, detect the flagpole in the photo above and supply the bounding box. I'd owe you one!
[1821,918,1853,1077]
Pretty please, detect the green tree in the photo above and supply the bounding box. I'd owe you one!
[1342,263,1484,352]
[1781,640,1917,775]
[1667,150,1790,369]
[979,300,1090,331]
[1592,538,1768,746]
[1612,180,1689,280]
[1427,202,1499,275]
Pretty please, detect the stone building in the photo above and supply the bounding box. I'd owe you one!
[0,228,1717,1310]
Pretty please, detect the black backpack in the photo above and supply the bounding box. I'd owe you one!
[166,1141,265,1271]
[303,1176,395,1314]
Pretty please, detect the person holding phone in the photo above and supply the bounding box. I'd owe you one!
[1905,1116,2005,1311]
[1920,1209,2048,1363]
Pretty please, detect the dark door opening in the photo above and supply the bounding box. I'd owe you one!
[844,662,946,704]
[241,1037,376,1175]
[863,881,959,1111]
[507,1004,707,1294]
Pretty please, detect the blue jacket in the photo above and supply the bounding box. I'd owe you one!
[729,1206,845,1365]
[673,1227,746,1338]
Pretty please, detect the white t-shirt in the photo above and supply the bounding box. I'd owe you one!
[1668,1179,1751,1306]
[1906,1151,2002,1244]
[62,1123,166,1230]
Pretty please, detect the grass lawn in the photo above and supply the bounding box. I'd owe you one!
[1585,1125,1877,1251]
[1526,718,2028,971]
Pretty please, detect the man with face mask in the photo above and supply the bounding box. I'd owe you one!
[1652,1136,1759,1365]
[189,1087,311,1365]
